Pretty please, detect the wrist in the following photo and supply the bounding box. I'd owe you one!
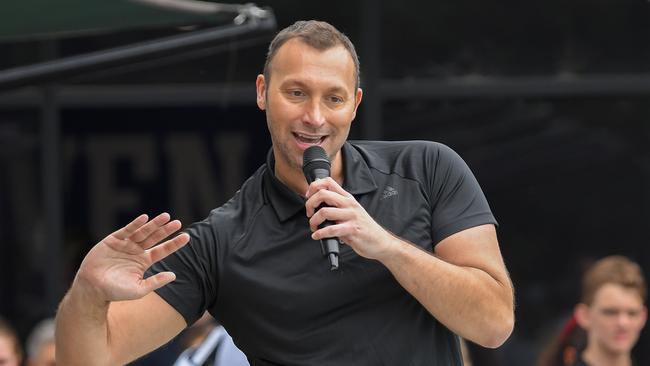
[373,231,407,263]
[69,273,110,310]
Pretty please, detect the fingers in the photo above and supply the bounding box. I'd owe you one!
[137,220,182,250]
[309,206,352,232]
[111,214,149,240]
[129,212,171,244]
[141,272,177,293]
[148,233,191,264]
[311,220,359,241]
[105,213,183,255]
[305,188,354,217]
[305,177,350,198]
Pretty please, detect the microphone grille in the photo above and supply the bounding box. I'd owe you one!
[303,146,329,165]
[302,146,330,175]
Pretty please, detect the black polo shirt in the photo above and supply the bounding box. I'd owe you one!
[149,140,496,366]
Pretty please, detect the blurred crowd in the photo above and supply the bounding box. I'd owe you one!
[0,317,54,366]
[0,255,646,366]
[0,312,247,366]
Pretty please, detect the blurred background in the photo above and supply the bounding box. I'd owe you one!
[1,0,649,364]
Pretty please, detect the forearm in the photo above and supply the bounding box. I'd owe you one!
[303,179,514,345]
[379,237,514,348]
[55,214,190,365]
[55,280,115,366]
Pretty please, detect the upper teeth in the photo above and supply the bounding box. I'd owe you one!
[297,134,321,141]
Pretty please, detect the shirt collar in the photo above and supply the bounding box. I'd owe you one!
[263,142,378,222]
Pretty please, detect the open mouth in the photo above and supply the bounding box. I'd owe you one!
[293,132,326,145]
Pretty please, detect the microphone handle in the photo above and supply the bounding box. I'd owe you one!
[317,216,340,270]
[308,170,340,270]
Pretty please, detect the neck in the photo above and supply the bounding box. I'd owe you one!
[582,346,632,366]
[275,163,310,197]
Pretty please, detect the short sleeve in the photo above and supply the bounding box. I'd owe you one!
[426,143,497,244]
[146,217,219,326]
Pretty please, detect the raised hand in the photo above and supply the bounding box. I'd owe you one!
[75,213,190,303]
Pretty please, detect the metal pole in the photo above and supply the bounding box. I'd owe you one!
[41,83,64,310]
[360,0,382,139]
[39,39,64,310]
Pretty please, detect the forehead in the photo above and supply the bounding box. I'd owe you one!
[591,283,644,308]
[269,38,356,90]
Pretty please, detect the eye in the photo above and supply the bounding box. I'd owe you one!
[288,90,305,98]
[628,309,641,317]
[328,95,344,104]
[602,308,619,316]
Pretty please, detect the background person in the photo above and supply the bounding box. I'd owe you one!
[0,317,22,366]
[26,318,56,366]
[538,255,646,366]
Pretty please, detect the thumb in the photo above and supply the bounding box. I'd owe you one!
[141,272,176,293]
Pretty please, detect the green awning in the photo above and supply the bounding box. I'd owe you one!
[0,0,237,41]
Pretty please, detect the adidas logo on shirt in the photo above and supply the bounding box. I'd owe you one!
[381,186,398,200]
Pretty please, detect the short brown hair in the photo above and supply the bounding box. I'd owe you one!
[581,255,647,305]
[263,20,360,90]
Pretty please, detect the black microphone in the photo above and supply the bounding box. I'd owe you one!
[302,146,340,271]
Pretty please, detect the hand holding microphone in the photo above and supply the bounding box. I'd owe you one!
[303,146,399,268]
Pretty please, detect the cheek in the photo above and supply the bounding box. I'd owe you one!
[329,111,355,128]
[590,318,613,334]
[631,317,646,331]
[266,106,286,127]
[270,101,301,123]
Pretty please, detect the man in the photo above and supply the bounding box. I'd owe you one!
[0,317,22,366]
[573,256,647,366]
[56,20,514,365]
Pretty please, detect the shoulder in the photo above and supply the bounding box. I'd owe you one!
[347,140,464,178]
[349,139,451,157]
[188,165,267,246]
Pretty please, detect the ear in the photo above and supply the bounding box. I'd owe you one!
[575,303,590,330]
[351,87,363,120]
[256,74,267,110]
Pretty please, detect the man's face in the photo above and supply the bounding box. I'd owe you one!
[578,283,647,356]
[256,38,362,178]
[0,335,20,366]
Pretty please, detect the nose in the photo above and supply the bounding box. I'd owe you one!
[302,99,326,128]
[616,312,633,328]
